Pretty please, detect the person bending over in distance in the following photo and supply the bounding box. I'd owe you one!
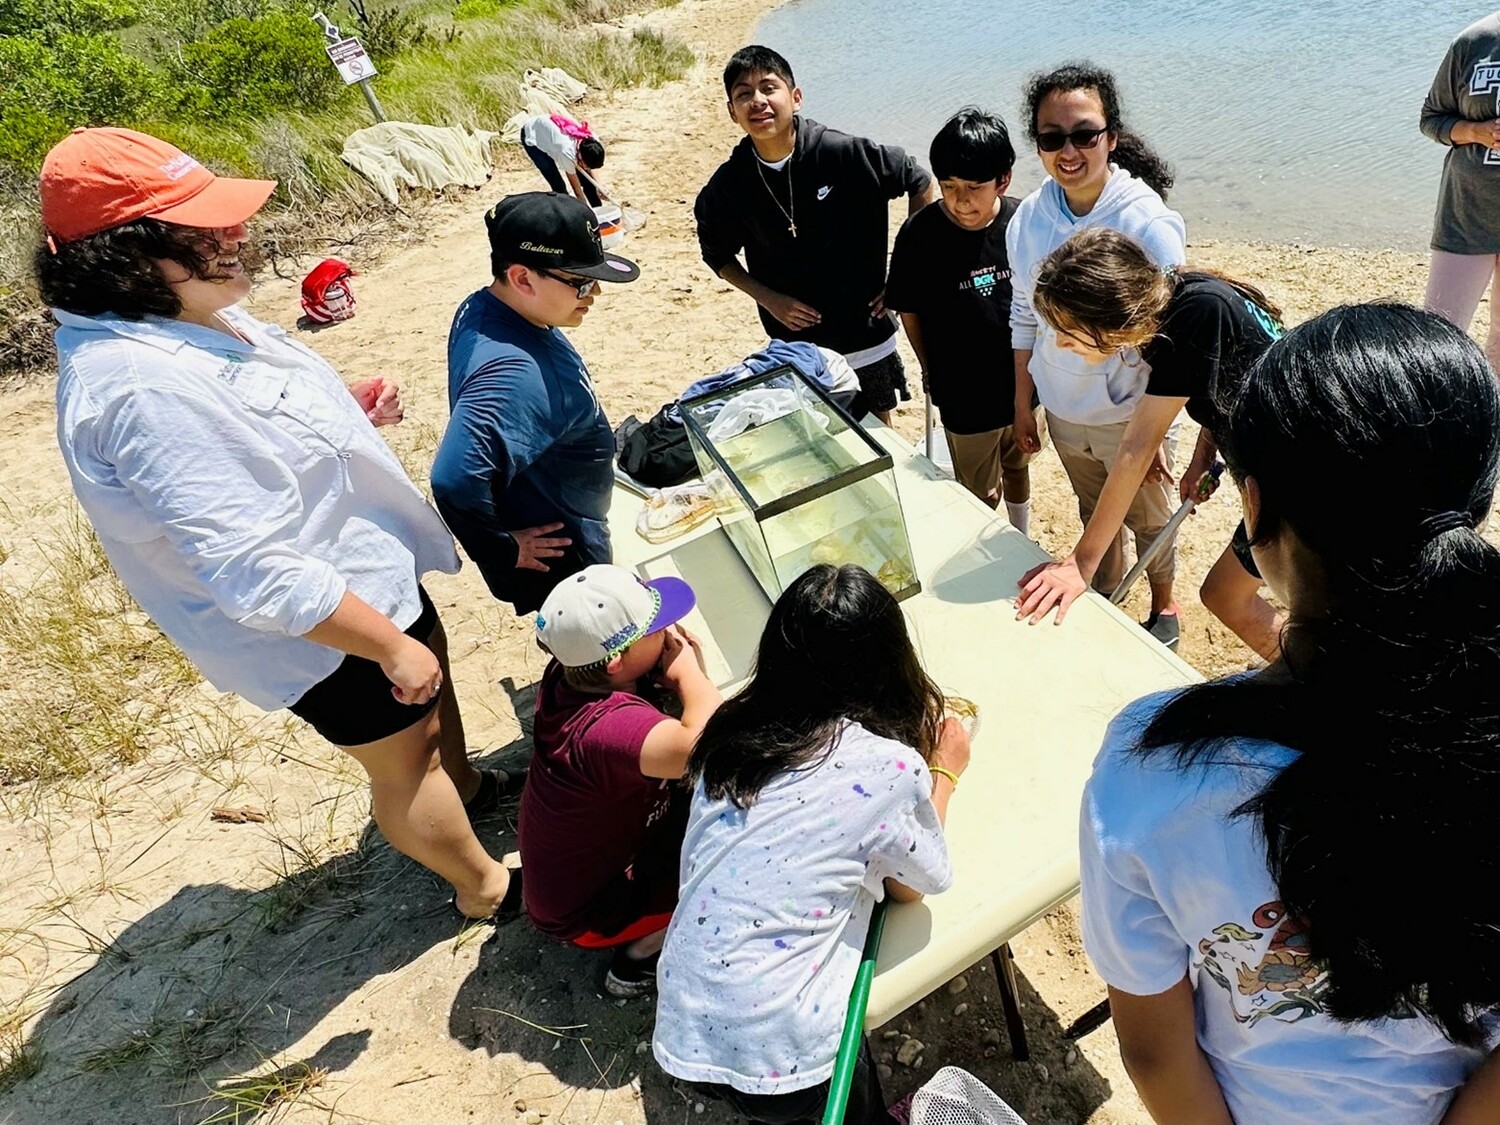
[1006,63,1188,648]
[654,564,968,1125]
[1017,227,1286,660]
[40,128,521,924]
[520,113,610,207]
[520,566,721,998]
[431,193,639,616]
[1421,10,1500,370]
[695,45,935,424]
[886,106,1041,535]
[1081,303,1500,1125]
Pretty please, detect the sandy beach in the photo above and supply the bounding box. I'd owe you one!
[0,1,1494,1122]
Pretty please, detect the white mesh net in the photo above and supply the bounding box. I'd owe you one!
[909,1067,1029,1125]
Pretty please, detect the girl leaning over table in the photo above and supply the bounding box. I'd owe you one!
[652,564,969,1125]
[1080,303,1500,1125]
[38,127,523,924]
[1014,227,1286,660]
[1005,62,1188,648]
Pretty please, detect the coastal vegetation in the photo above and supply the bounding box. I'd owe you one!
[0,0,690,374]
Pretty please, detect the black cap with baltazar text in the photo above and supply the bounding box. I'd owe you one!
[484,192,640,283]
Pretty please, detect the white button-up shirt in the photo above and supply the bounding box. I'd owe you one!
[54,305,459,711]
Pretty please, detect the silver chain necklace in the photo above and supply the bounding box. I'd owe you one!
[755,153,797,238]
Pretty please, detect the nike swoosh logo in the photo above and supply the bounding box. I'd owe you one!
[817,185,832,200]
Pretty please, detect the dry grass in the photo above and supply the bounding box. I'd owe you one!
[0,502,200,787]
[0,1000,44,1096]
[200,1058,333,1125]
[79,997,247,1077]
[253,798,372,933]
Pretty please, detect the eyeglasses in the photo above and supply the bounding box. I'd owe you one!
[1035,127,1109,153]
[537,269,597,299]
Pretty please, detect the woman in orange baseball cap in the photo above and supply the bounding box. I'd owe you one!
[38,128,525,924]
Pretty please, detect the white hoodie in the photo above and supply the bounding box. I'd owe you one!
[1007,167,1187,426]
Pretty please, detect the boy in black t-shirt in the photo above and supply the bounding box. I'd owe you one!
[886,108,1038,534]
[695,46,934,424]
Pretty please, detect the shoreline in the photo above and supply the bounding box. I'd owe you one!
[0,1,1492,1123]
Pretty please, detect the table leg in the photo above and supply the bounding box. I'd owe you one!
[990,943,1030,1061]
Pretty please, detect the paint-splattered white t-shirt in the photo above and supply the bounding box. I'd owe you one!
[653,721,952,1095]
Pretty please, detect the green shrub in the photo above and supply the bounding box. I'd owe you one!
[177,10,344,120]
[0,34,167,148]
[0,106,69,171]
[0,0,138,37]
[345,3,431,60]
[452,0,512,20]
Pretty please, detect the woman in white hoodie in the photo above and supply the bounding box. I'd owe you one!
[1006,64,1188,647]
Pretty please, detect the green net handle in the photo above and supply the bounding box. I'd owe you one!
[822,897,890,1125]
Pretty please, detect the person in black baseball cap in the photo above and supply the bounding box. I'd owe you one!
[485,191,640,289]
[431,192,640,615]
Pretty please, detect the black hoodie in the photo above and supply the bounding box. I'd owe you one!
[695,116,930,358]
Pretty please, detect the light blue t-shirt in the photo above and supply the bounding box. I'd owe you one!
[1081,691,1496,1125]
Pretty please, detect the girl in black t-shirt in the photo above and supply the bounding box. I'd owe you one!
[1016,227,1285,660]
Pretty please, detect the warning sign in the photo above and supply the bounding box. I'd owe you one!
[325,37,376,84]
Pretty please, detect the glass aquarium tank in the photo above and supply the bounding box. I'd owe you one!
[680,364,920,603]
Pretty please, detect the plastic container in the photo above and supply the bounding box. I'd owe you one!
[593,202,624,248]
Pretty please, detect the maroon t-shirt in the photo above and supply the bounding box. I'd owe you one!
[519,660,679,939]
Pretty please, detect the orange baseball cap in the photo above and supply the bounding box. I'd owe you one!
[39,127,277,244]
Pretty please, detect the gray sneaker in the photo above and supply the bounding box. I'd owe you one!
[604,949,659,999]
[1143,611,1181,649]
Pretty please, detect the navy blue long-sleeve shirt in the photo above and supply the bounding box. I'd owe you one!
[431,288,613,614]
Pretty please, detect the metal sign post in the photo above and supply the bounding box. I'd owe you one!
[313,12,386,123]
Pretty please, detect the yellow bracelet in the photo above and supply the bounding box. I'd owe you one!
[930,766,960,789]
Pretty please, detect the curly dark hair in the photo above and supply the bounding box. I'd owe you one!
[1022,62,1175,200]
[34,219,224,319]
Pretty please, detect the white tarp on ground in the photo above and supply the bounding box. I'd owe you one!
[341,122,497,205]
[498,66,589,144]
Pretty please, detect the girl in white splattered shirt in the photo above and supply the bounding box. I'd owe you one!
[653,563,969,1125]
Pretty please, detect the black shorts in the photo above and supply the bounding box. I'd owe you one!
[288,587,441,747]
[849,352,908,416]
[1231,521,1262,579]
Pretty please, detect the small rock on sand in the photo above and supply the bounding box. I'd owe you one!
[953,1002,968,1017]
[896,1038,924,1066]
[946,975,968,995]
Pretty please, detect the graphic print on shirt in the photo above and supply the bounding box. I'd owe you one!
[1197,900,1329,1026]
[960,265,1012,301]
[1470,57,1500,166]
[1243,298,1285,342]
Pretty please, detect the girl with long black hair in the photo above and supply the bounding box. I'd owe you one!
[1080,303,1500,1124]
[1006,63,1189,647]
[652,564,969,1124]
[1017,227,1285,660]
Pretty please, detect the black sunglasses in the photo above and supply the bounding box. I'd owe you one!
[1036,127,1109,153]
[537,269,597,298]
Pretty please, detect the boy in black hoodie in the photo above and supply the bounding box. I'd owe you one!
[694,46,934,423]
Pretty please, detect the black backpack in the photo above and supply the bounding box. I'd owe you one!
[615,404,699,488]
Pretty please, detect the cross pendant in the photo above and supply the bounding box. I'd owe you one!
[789,222,797,237]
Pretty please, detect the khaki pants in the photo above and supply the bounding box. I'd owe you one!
[944,408,1046,509]
[1046,411,1177,593]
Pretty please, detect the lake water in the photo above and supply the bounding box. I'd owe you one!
[753,0,1478,249]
